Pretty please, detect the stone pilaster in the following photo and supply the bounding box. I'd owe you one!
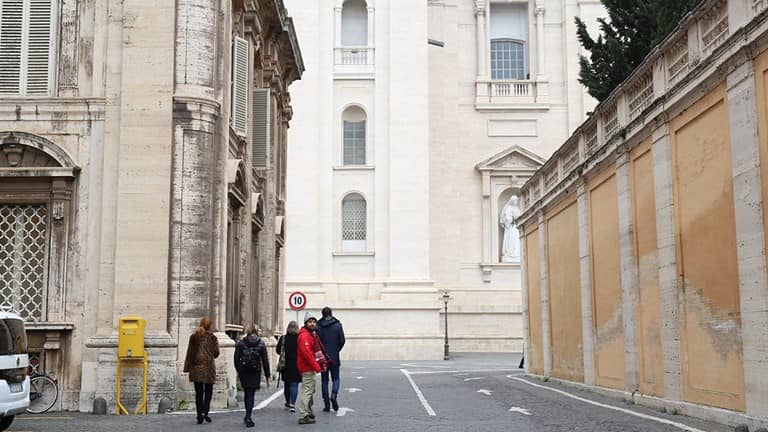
[651,120,682,401]
[576,179,596,386]
[519,228,530,373]
[538,212,552,376]
[616,148,639,392]
[726,60,768,420]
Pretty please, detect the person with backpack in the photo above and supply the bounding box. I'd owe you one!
[234,324,271,428]
[317,306,345,412]
[276,321,301,412]
[183,317,220,424]
[297,312,329,425]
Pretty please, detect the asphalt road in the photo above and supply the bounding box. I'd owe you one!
[7,353,731,432]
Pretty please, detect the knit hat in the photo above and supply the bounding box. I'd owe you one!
[304,311,317,324]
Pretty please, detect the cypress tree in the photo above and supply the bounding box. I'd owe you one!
[576,0,700,102]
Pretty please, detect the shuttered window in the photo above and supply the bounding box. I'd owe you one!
[0,0,56,96]
[252,88,271,170]
[343,120,366,165]
[231,36,249,136]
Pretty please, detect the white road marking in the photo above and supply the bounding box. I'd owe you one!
[453,373,470,377]
[255,389,284,410]
[400,363,452,369]
[464,377,484,382]
[346,387,363,393]
[354,376,366,380]
[337,407,355,417]
[477,389,493,396]
[510,378,707,432]
[351,366,367,369]
[509,406,532,415]
[400,369,436,417]
[409,368,522,375]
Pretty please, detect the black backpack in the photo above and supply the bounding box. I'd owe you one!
[239,339,262,371]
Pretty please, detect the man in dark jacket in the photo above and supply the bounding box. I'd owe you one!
[317,306,345,412]
[234,325,270,428]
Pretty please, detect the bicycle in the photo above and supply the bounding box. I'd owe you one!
[26,372,58,414]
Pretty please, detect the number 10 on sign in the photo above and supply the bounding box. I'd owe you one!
[288,291,306,311]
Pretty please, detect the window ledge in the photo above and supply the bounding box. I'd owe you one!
[333,165,375,171]
[333,251,375,257]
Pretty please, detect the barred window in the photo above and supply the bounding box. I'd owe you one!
[342,194,366,252]
[0,204,48,321]
[491,39,526,80]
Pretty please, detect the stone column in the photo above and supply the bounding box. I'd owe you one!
[367,5,375,48]
[475,1,488,80]
[534,2,546,81]
[726,60,768,419]
[519,228,530,373]
[651,120,682,401]
[576,179,596,386]
[335,6,343,46]
[538,212,552,376]
[616,148,639,392]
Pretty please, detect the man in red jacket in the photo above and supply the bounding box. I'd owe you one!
[297,312,322,425]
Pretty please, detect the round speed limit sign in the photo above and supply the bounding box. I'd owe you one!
[288,291,307,311]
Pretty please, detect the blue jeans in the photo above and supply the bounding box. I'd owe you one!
[321,365,340,400]
[283,381,299,405]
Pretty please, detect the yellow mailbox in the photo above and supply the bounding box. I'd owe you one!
[118,316,146,358]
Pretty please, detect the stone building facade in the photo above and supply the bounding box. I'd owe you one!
[517,0,768,429]
[0,0,302,412]
[283,0,604,359]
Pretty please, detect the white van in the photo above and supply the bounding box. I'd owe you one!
[0,310,29,431]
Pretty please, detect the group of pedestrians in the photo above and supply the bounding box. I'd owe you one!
[182,307,346,427]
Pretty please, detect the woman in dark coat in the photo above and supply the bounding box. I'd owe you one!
[276,321,300,411]
[183,317,220,424]
[234,324,270,428]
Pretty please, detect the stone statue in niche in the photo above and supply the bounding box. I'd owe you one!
[500,195,521,262]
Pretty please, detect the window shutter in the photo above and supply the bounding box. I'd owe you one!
[231,36,249,136]
[24,0,55,95]
[0,0,24,95]
[252,88,271,170]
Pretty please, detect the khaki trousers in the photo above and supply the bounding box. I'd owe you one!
[297,372,317,419]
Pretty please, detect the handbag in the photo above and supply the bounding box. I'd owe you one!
[277,336,286,372]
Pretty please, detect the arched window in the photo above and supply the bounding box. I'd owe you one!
[342,0,368,46]
[490,39,526,80]
[342,193,367,251]
[342,106,366,165]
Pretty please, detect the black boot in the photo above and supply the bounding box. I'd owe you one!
[196,415,204,425]
[331,395,339,412]
[323,397,331,412]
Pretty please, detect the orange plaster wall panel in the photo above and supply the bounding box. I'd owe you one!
[671,82,746,412]
[546,199,584,383]
[526,229,544,375]
[588,171,625,390]
[754,50,768,274]
[631,140,664,397]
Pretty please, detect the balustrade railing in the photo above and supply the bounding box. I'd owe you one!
[335,47,374,66]
[519,0,757,213]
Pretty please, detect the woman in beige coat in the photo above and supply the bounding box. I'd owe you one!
[183,317,220,424]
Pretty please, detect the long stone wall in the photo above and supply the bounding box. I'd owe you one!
[517,0,768,429]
